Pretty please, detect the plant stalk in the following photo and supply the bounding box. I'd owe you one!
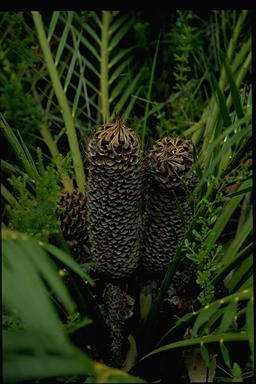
[142,34,160,149]
[40,123,74,192]
[100,11,111,124]
[32,11,86,192]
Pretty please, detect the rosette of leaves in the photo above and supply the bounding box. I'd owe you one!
[141,136,197,274]
[86,117,142,280]
[100,282,135,368]
[57,190,90,263]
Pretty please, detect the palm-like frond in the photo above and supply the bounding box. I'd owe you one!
[39,11,145,129]
[139,288,253,372]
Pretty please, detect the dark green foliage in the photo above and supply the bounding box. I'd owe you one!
[0,13,43,150]
[86,117,143,280]
[168,10,208,131]
[7,165,62,241]
[1,10,252,384]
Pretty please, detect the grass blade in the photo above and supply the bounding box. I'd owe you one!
[226,255,253,293]
[142,34,160,148]
[209,178,251,247]
[221,51,244,119]
[3,240,68,345]
[0,115,39,180]
[222,210,252,265]
[22,241,76,313]
[211,73,232,127]
[41,242,94,286]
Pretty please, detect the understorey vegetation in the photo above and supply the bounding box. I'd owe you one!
[1,10,253,383]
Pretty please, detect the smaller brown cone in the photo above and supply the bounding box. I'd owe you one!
[148,136,197,188]
[57,190,90,263]
[141,135,197,274]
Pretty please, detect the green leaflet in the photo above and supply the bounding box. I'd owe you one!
[222,210,252,266]
[232,362,243,381]
[217,300,237,333]
[41,242,94,286]
[200,342,211,369]
[192,301,222,337]
[3,345,94,383]
[219,340,232,370]
[141,332,248,361]
[246,296,254,354]
[221,51,244,119]
[0,114,39,181]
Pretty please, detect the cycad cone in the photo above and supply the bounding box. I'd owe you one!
[58,190,89,263]
[87,117,142,280]
[142,136,197,274]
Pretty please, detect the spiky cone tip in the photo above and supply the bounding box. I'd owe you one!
[147,135,197,189]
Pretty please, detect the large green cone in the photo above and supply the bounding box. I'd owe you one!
[141,136,197,274]
[86,117,142,280]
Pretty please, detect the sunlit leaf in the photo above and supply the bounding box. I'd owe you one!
[219,340,232,370]
[217,300,237,333]
[192,302,222,337]
[246,296,254,353]
[47,11,60,41]
[55,11,74,67]
[222,52,244,119]
[200,342,211,368]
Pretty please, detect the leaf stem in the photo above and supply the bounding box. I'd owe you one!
[100,11,111,124]
[32,11,86,192]
[40,123,74,192]
[142,34,160,149]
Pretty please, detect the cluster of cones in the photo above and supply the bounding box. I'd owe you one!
[57,117,199,368]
